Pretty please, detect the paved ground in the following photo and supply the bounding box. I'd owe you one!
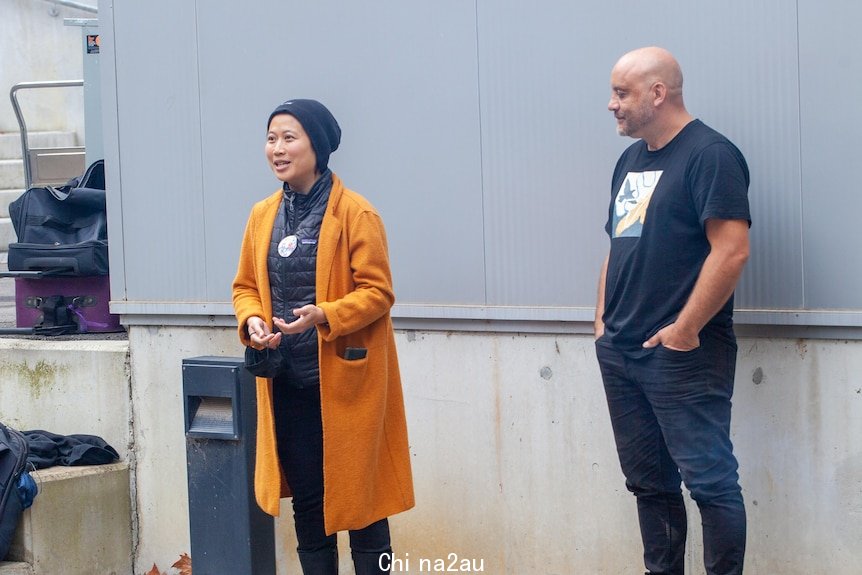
[0,252,127,340]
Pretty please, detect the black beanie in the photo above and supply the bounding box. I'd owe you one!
[267,99,341,173]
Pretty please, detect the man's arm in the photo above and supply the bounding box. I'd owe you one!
[643,218,750,351]
[595,254,609,339]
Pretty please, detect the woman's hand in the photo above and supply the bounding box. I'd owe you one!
[247,316,282,350]
[273,305,328,335]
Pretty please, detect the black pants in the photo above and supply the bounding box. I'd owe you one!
[272,380,390,554]
[595,331,746,575]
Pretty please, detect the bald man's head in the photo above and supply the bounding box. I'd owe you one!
[608,46,692,148]
[613,46,684,100]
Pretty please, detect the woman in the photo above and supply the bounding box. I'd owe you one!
[232,99,414,574]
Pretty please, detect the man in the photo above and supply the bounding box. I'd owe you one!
[594,46,751,575]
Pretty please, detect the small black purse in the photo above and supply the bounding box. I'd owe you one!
[243,345,286,378]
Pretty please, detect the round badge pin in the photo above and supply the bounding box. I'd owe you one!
[278,235,298,257]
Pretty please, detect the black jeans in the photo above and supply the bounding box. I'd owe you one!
[595,331,746,575]
[272,381,391,554]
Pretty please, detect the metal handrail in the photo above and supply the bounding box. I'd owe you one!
[9,80,84,189]
[38,0,98,14]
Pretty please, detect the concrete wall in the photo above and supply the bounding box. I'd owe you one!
[0,339,133,572]
[1,0,87,138]
[126,326,240,574]
[127,327,862,574]
[1,329,858,574]
[0,339,130,459]
[10,463,133,575]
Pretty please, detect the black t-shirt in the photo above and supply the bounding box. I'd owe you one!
[602,119,750,355]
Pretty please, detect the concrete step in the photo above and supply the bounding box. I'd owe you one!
[0,562,33,575]
[0,217,17,251]
[0,133,26,161]
[0,190,24,219]
[0,132,78,160]
[0,160,24,191]
[7,463,133,575]
[0,338,131,574]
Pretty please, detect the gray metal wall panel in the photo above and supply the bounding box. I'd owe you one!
[477,1,617,307]
[673,1,803,310]
[104,0,862,325]
[112,0,207,300]
[196,1,486,305]
[476,0,802,309]
[798,0,862,309]
[194,3,286,303]
[99,0,127,303]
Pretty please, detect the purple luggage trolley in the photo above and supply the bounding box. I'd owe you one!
[3,157,122,335]
[14,275,120,333]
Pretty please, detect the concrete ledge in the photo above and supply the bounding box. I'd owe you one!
[0,339,131,461]
[8,463,132,575]
[0,562,33,575]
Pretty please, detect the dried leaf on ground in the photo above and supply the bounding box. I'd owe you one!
[172,553,192,575]
[145,565,165,575]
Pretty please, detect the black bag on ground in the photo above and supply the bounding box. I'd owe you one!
[0,422,36,561]
[8,159,108,276]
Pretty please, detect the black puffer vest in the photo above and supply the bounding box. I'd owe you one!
[267,171,332,388]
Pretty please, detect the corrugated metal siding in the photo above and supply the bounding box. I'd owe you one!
[306,2,488,305]
[195,2,285,302]
[111,0,208,301]
[672,0,804,310]
[477,1,613,307]
[198,1,486,306]
[476,0,806,310]
[798,0,862,309]
[103,0,862,325]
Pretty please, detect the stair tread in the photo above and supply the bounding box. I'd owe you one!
[0,131,79,160]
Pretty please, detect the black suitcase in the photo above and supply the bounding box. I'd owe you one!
[8,159,108,276]
[1,159,121,335]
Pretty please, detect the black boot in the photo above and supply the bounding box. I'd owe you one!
[352,548,392,574]
[297,547,338,575]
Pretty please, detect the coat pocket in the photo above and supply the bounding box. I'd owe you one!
[329,350,370,390]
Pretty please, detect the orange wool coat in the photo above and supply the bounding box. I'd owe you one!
[232,173,415,534]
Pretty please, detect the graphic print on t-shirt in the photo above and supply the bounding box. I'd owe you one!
[613,170,663,238]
